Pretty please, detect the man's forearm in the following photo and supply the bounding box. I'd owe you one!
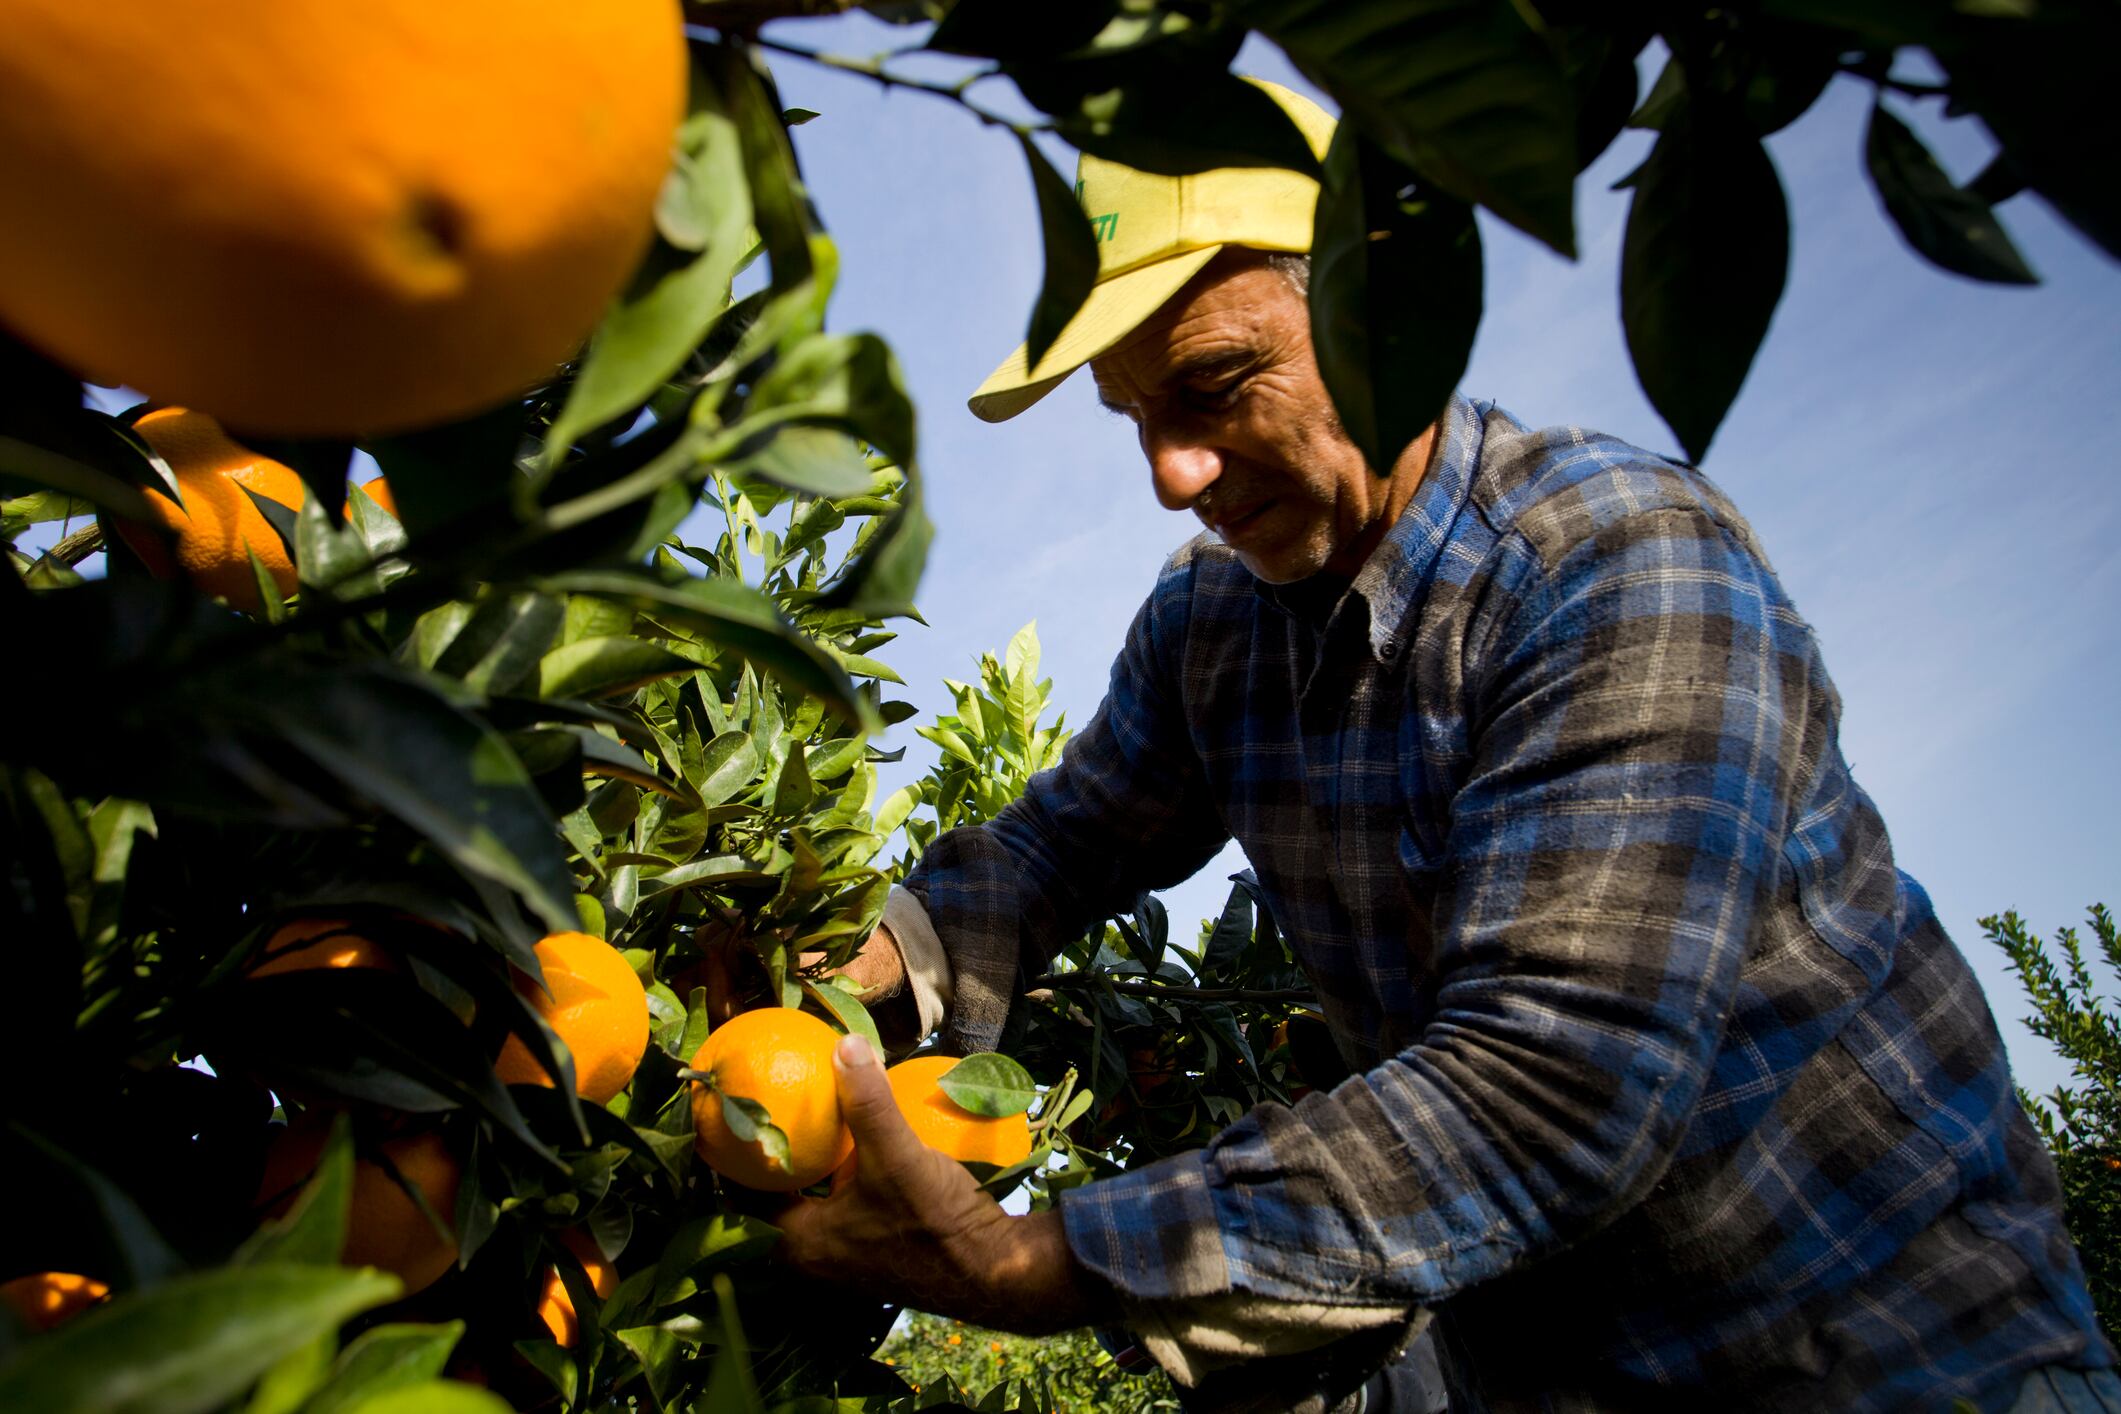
[968,1208,1118,1336]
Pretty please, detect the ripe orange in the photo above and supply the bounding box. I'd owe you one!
[258,1117,461,1296]
[493,931,650,1105]
[0,1272,109,1331]
[689,1008,854,1192]
[879,1055,1034,1169]
[534,1229,619,1347]
[0,0,686,437]
[249,917,394,977]
[116,408,306,611]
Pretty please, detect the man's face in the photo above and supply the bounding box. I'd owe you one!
[1089,250,1424,584]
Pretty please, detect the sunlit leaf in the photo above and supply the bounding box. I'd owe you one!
[936,1054,1037,1119]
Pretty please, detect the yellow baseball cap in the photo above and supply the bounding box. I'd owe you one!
[967,80,1337,423]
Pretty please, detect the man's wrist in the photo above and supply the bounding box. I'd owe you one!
[962,1208,1117,1336]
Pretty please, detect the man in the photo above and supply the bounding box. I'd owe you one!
[777,82,2115,1412]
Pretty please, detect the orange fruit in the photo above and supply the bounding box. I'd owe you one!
[258,1117,461,1296]
[534,1229,619,1347]
[879,1055,1033,1169]
[493,931,649,1105]
[249,917,395,977]
[0,1,686,438]
[689,1007,853,1192]
[0,1272,109,1331]
[115,408,306,611]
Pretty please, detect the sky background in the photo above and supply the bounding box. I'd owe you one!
[737,16,2120,1098]
[46,18,2117,1099]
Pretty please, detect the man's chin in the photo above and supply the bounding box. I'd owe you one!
[1235,547,1325,586]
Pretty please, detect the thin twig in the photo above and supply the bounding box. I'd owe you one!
[748,34,1028,134]
[49,522,105,566]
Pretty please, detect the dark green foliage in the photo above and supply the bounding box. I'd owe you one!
[1986,905,2121,1346]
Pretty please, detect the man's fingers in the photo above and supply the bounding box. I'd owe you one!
[831,1033,920,1168]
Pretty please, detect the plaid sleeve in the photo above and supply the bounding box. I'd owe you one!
[1064,503,1809,1306]
[904,546,1233,1053]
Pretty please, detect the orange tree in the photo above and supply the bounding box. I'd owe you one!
[2,2,2115,1411]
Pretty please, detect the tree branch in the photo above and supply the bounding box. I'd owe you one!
[1030,973,1317,1006]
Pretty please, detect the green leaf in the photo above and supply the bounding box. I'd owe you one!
[713,1090,793,1174]
[916,724,981,768]
[1046,68,1324,178]
[936,1054,1038,1119]
[509,1341,576,1406]
[0,1265,399,1414]
[1201,881,1255,979]
[740,332,918,470]
[1864,101,2036,285]
[255,663,580,933]
[340,1382,514,1414]
[13,1127,183,1289]
[542,572,877,731]
[1620,93,1789,461]
[802,980,884,1061]
[695,729,763,808]
[1309,128,1482,474]
[1245,0,1578,256]
[812,473,931,622]
[872,784,918,840]
[429,593,566,697]
[235,1112,353,1268]
[538,636,703,700]
[544,59,755,461]
[651,1214,780,1306]
[242,1333,334,1414]
[719,426,874,498]
[615,1327,685,1409]
[1017,135,1100,369]
[700,1276,763,1414]
[299,1323,464,1414]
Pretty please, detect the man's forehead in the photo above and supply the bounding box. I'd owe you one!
[1091,270,1266,397]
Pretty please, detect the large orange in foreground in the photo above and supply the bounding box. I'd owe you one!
[689,1008,854,1193]
[258,1119,462,1297]
[115,408,306,611]
[494,932,650,1105]
[0,0,686,437]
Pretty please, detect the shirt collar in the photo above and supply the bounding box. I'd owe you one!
[1257,393,1489,664]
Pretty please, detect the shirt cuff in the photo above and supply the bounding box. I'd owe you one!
[1125,1290,1421,1391]
[881,886,953,1047]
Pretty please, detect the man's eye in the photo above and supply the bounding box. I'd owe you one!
[1186,381,1241,412]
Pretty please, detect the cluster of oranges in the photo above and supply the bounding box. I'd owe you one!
[685,1007,1034,1193]
[247,920,649,1344]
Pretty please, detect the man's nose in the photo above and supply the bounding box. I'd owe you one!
[1144,423,1222,512]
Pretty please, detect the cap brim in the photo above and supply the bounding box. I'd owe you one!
[967,246,1224,423]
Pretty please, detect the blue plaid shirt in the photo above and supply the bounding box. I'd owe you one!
[906,397,2109,1410]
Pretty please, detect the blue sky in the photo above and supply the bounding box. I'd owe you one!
[750,18,2121,1097]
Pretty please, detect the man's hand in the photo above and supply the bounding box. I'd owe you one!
[775,1034,1115,1336]
[826,924,907,1001]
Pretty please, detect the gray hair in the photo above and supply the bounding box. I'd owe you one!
[1266,251,1311,296]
